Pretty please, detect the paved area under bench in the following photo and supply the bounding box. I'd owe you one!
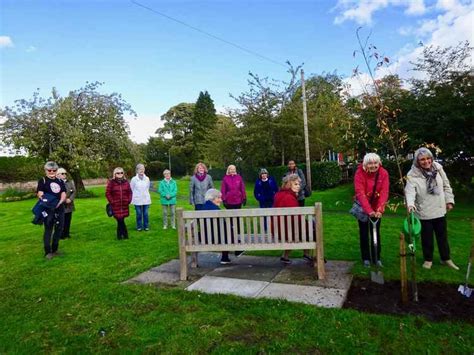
[126,252,354,308]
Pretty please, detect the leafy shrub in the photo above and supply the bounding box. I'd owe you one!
[0,187,37,202]
[208,168,226,181]
[76,190,98,199]
[180,175,192,181]
[381,159,412,195]
[0,157,44,182]
[310,162,342,190]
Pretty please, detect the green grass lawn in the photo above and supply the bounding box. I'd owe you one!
[0,181,473,353]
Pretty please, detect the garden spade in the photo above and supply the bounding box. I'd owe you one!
[369,218,384,285]
[458,228,474,298]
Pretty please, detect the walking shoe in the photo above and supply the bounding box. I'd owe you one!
[137,229,142,232]
[280,257,292,265]
[220,256,231,265]
[45,253,54,260]
[363,260,370,268]
[303,255,313,263]
[441,259,459,270]
[144,228,149,231]
[163,226,167,230]
[422,261,432,269]
[172,226,176,230]
[234,250,245,257]
[52,251,63,257]
[376,260,383,267]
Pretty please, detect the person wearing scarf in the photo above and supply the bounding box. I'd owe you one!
[189,162,214,210]
[405,147,458,270]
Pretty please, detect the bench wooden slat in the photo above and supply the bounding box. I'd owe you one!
[287,215,293,243]
[246,217,252,244]
[273,215,279,243]
[279,214,286,241]
[308,215,314,242]
[225,217,231,245]
[301,215,306,243]
[186,242,317,252]
[182,207,314,219]
[294,215,300,243]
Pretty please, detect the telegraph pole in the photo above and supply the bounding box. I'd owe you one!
[301,69,311,191]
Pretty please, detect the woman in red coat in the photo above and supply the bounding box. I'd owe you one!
[106,167,133,240]
[353,153,389,267]
[273,174,312,264]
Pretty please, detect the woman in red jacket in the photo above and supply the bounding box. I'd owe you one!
[273,174,312,264]
[353,153,389,267]
[106,167,133,240]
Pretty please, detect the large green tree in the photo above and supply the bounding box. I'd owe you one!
[192,91,217,161]
[0,82,138,190]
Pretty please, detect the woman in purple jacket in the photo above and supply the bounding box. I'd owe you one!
[221,164,246,209]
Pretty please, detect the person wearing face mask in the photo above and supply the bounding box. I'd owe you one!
[106,167,133,240]
[353,153,389,267]
[221,164,247,209]
[56,168,76,239]
[130,164,152,231]
[405,147,458,270]
[36,161,67,259]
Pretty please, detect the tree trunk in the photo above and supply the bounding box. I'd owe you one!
[71,170,85,192]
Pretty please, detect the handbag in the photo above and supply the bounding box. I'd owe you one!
[106,203,113,217]
[349,170,379,222]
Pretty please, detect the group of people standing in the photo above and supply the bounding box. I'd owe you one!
[37,149,459,273]
[353,149,458,271]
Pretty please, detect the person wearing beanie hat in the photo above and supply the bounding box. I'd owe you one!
[254,168,278,208]
[405,147,458,270]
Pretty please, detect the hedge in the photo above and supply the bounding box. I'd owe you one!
[0,157,44,182]
[208,161,342,191]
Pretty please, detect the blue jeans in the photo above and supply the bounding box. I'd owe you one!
[135,205,150,230]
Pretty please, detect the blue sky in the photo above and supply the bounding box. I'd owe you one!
[1,0,472,142]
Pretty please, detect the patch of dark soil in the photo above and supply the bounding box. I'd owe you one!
[343,278,474,323]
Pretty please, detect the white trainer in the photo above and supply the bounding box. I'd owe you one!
[441,259,459,270]
[422,261,432,269]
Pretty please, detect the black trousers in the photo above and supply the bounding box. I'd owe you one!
[421,216,450,262]
[298,199,305,207]
[43,206,65,255]
[116,218,128,239]
[358,219,382,263]
[62,212,72,238]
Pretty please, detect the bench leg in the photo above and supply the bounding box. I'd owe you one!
[191,252,198,268]
[179,247,187,281]
[315,246,325,280]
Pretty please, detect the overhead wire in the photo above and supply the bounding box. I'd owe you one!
[130,0,288,68]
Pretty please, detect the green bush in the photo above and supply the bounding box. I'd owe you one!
[310,162,342,190]
[0,187,37,202]
[76,189,98,199]
[0,157,44,182]
[381,159,413,194]
[208,168,226,181]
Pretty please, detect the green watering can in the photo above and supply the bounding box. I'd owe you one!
[403,212,422,253]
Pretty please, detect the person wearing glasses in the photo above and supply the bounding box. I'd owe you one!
[56,168,76,239]
[36,161,66,259]
[106,167,133,240]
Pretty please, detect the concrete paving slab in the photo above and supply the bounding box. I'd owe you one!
[257,283,348,308]
[208,264,282,282]
[274,260,354,289]
[186,276,269,298]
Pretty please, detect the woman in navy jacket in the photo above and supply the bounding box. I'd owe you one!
[254,168,278,208]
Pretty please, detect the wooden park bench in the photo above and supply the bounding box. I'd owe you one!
[177,203,325,281]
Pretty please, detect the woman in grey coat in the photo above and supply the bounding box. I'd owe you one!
[189,162,214,210]
[57,168,76,239]
[405,147,458,270]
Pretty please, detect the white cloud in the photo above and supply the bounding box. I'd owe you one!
[0,36,14,48]
[343,0,473,93]
[334,0,427,25]
[126,113,163,144]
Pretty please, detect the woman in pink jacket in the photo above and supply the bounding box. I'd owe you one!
[221,164,247,209]
[353,153,389,267]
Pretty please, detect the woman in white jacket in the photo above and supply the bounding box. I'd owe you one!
[131,164,152,231]
[405,148,458,270]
